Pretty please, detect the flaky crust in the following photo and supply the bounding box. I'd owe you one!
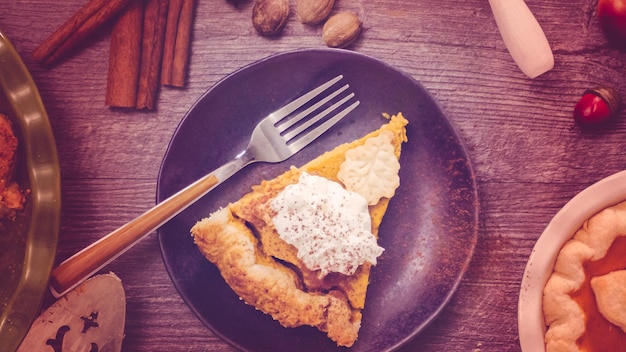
[543,200,626,352]
[192,208,361,346]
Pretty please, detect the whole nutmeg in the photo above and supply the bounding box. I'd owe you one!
[252,0,290,36]
[322,12,362,48]
[296,0,335,25]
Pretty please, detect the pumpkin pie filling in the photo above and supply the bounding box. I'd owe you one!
[570,235,626,351]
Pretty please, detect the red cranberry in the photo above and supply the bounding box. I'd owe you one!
[573,87,621,127]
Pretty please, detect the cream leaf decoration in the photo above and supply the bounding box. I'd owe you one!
[337,130,400,205]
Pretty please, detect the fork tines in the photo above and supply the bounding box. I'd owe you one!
[271,75,360,150]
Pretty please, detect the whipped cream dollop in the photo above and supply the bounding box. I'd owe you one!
[270,172,384,276]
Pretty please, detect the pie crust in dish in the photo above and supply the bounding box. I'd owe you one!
[191,113,408,347]
[543,200,626,352]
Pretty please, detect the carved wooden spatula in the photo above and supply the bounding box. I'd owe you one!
[17,273,125,352]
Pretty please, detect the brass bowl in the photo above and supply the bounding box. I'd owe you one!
[0,30,61,352]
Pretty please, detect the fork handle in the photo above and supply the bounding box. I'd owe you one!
[49,153,252,297]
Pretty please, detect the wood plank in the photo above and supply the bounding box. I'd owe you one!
[3,0,626,350]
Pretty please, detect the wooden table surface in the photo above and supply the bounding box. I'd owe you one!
[3,0,626,351]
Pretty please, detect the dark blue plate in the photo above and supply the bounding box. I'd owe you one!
[157,49,478,352]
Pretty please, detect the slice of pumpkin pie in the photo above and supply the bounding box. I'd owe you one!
[191,112,408,347]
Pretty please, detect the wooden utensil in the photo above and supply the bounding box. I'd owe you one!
[17,274,125,352]
[488,0,554,78]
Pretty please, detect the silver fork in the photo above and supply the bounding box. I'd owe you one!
[49,75,360,297]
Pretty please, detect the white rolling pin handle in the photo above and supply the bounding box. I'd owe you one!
[488,0,554,78]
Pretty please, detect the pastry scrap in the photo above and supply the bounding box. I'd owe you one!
[590,270,626,333]
[543,200,626,352]
[192,113,408,347]
[0,113,25,220]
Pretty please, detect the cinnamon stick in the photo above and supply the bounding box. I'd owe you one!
[171,0,194,87]
[32,0,133,67]
[136,0,169,110]
[161,0,183,86]
[161,0,194,87]
[105,0,144,107]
